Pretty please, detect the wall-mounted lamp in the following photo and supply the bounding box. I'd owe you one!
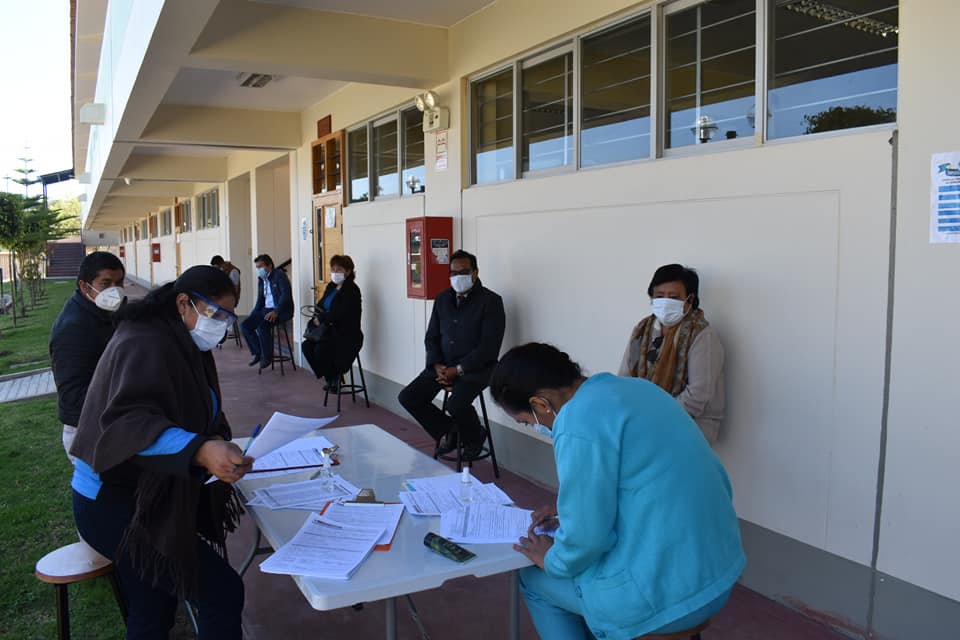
[692,115,718,144]
[123,177,133,186]
[414,91,449,133]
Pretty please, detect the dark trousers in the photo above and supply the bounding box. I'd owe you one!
[73,489,243,640]
[398,368,486,447]
[241,307,275,363]
[301,337,360,385]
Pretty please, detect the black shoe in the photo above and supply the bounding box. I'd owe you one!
[248,356,261,366]
[462,443,484,461]
[259,359,272,370]
[436,434,459,456]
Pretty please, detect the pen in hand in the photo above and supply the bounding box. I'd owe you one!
[233,423,262,473]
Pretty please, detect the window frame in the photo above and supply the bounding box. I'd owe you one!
[347,103,428,205]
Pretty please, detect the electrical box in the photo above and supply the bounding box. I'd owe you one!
[151,243,161,262]
[406,216,453,299]
[423,108,449,133]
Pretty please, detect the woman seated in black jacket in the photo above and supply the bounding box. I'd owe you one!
[301,254,364,389]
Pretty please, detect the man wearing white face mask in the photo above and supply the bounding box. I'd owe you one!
[49,251,126,462]
[618,264,726,443]
[399,250,506,461]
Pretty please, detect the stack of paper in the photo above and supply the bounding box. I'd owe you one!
[249,435,336,479]
[400,472,514,516]
[440,503,534,544]
[248,475,361,510]
[259,514,384,580]
[322,502,405,547]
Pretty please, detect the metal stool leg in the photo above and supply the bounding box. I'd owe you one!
[479,394,500,478]
[283,323,296,371]
[357,356,370,408]
[54,584,70,640]
[275,324,284,376]
[349,366,357,403]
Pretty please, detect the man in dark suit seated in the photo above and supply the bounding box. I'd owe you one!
[399,250,506,460]
[241,253,293,369]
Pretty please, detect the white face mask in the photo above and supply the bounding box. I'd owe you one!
[88,284,125,312]
[331,272,346,285]
[188,302,230,351]
[450,275,473,294]
[651,297,686,326]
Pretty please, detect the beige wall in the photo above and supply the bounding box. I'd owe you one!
[879,0,960,601]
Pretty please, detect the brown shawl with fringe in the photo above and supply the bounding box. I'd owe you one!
[71,315,243,598]
[621,309,710,395]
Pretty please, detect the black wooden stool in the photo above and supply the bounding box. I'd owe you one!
[323,354,370,411]
[435,390,500,478]
[635,619,710,639]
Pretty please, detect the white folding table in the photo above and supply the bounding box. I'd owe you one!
[235,423,532,640]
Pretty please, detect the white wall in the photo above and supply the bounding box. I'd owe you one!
[154,235,177,285]
[226,174,254,314]
[879,0,960,601]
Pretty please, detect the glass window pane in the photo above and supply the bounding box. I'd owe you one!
[472,68,514,184]
[522,52,573,173]
[767,1,898,139]
[581,15,652,166]
[348,127,369,203]
[401,108,426,195]
[665,0,756,149]
[373,119,399,198]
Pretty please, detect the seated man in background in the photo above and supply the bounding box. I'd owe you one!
[619,263,725,443]
[399,250,505,460]
[49,251,126,462]
[241,253,293,369]
[210,254,241,301]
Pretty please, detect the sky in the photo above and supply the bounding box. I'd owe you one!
[0,0,77,201]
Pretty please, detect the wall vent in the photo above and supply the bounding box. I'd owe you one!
[236,72,273,88]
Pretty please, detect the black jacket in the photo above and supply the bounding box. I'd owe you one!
[315,279,364,352]
[425,280,505,383]
[49,289,117,425]
[253,267,294,321]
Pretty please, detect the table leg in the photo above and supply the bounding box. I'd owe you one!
[509,570,520,640]
[385,596,397,640]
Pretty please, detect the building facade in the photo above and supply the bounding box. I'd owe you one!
[73,1,956,637]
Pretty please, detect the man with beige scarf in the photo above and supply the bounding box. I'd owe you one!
[618,264,725,443]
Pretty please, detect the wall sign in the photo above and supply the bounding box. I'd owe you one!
[435,130,448,172]
[931,151,960,243]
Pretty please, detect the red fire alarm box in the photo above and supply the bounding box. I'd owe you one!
[406,216,453,299]
[151,243,161,262]
[119,246,125,258]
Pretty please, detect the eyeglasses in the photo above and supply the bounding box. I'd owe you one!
[646,335,664,364]
[191,292,238,324]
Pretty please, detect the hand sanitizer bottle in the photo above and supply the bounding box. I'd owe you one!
[320,452,334,492]
[459,466,473,502]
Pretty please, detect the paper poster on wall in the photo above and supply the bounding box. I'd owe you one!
[435,130,448,172]
[931,152,960,243]
[325,207,337,229]
[431,238,449,264]
[301,217,308,241]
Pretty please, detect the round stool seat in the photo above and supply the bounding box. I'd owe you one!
[635,619,710,640]
[35,541,113,585]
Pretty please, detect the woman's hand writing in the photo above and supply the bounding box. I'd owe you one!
[513,532,554,569]
[194,440,254,483]
[530,502,558,529]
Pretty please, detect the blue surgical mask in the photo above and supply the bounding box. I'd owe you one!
[257,267,268,279]
[530,399,554,439]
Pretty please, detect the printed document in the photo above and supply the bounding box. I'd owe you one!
[251,475,361,510]
[440,503,534,544]
[259,514,384,580]
[399,483,514,516]
[322,502,405,546]
[249,435,336,478]
[245,413,339,461]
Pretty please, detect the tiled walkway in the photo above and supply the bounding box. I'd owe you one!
[0,369,56,402]
[210,344,848,640]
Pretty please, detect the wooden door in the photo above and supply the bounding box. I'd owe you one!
[312,192,344,296]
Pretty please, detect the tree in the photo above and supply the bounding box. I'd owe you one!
[0,191,27,325]
[803,105,896,135]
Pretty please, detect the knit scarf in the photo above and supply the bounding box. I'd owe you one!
[624,309,709,396]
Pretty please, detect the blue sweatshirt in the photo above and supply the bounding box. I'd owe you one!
[545,373,745,639]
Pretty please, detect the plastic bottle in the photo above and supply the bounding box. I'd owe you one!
[320,452,334,492]
[459,466,473,502]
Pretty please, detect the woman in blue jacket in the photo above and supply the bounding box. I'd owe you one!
[489,343,745,640]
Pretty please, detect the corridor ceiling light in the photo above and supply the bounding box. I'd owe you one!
[781,0,898,37]
[123,177,132,186]
[79,102,106,125]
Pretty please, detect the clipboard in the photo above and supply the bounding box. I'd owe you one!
[319,501,403,551]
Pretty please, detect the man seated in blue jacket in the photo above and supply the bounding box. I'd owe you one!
[399,250,506,460]
[241,253,293,369]
[49,251,126,462]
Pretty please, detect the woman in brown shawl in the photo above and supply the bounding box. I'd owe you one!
[618,264,726,442]
[70,265,253,639]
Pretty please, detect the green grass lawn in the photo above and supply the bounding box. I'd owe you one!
[0,280,75,375]
[0,397,124,639]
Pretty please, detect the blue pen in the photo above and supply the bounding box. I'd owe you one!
[233,423,262,473]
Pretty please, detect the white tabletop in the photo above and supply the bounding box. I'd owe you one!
[236,423,532,611]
